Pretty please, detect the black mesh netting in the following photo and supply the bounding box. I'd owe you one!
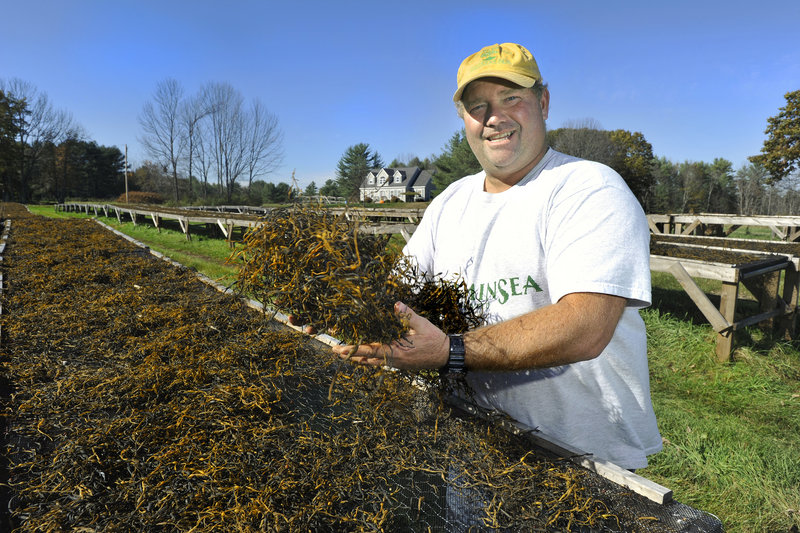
[0,203,723,532]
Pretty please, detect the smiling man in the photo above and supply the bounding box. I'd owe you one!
[333,43,662,471]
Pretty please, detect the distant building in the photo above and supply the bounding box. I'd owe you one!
[359,167,434,203]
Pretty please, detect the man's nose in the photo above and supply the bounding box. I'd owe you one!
[484,104,508,126]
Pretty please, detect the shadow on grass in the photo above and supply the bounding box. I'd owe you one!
[650,285,800,355]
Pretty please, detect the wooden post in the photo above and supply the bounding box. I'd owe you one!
[717,280,739,362]
[779,264,799,338]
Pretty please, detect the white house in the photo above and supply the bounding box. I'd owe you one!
[359,167,434,202]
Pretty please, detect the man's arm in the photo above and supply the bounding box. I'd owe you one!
[332,292,626,371]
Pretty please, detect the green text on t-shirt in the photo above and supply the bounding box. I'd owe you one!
[469,275,543,305]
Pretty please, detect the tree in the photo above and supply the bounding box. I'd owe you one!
[735,162,769,215]
[180,93,212,202]
[749,90,800,183]
[547,119,616,165]
[432,129,481,193]
[202,82,248,202]
[243,99,283,188]
[705,158,736,213]
[130,160,172,197]
[547,122,656,207]
[139,78,185,202]
[304,181,318,196]
[607,129,655,206]
[319,178,339,197]
[0,89,22,199]
[335,143,384,200]
[1,78,78,201]
[647,157,682,214]
[390,153,434,170]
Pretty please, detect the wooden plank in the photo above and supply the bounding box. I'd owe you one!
[650,255,739,282]
[178,218,191,241]
[769,225,787,240]
[680,219,702,236]
[216,219,230,238]
[647,217,663,234]
[666,261,732,333]
[724,224,741,236]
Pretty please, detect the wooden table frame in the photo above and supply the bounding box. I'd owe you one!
[650,248,798,362]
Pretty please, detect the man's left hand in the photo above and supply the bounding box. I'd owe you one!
[332,302,450,371]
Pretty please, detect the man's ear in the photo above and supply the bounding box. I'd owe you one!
[540,87,550,120]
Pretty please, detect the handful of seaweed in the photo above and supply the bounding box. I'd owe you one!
[231,205,483,344]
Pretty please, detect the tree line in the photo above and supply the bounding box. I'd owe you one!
[2,75,798,215]
[324,90,800,216]
[1,78,125,203]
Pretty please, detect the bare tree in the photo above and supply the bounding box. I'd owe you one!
[202,82,283,202]
[1,78,78,201]
[180,94,213,202]
[244,99,283,187]
[734,163,767,215]
[194,117,214,200]
[139,78,185,202]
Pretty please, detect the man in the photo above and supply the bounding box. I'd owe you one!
[333,42,661,470]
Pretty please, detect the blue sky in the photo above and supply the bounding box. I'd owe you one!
[2,0,798,188]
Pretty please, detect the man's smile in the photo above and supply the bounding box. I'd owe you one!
[486,130,515,142]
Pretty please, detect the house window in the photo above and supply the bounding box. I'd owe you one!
[368,177,374,184]
[394,174,402,184]
[378,176,386,186]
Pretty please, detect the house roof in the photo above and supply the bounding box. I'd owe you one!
[361,167,433,189]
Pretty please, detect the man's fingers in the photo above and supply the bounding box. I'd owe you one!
[332,342,392,364]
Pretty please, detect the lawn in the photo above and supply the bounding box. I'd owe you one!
[25,204,800,532]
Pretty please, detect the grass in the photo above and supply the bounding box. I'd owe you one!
[641,309,800,531]
[24,204,800,532]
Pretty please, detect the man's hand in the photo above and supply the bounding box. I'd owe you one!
[287,314,317,335]
[332,302,450,371]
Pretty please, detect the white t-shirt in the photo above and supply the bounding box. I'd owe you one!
[404,148,662,469]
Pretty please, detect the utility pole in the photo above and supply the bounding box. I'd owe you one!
[124,144,129,203]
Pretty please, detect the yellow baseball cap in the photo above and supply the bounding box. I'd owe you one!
[453,43,542,102]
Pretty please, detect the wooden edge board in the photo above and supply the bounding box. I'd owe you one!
[650,254,740,282]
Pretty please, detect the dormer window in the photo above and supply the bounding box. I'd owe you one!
[368,176,375,185]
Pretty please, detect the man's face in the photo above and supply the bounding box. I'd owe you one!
[461,77,550,192]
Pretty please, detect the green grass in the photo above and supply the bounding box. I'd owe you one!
[25,204,800,532]
[640,309,800,531]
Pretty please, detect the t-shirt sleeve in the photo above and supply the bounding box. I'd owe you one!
[544,167,651,308]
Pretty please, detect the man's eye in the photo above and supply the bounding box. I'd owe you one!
[468,104,486,114]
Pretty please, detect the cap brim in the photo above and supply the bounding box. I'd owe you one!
[453,71,538,102]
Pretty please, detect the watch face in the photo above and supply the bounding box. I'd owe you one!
[447,335,466,373]
[449,334,466,355]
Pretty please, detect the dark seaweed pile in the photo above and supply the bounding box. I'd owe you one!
[0,203,716,532]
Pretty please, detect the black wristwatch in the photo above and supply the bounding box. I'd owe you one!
[444,334,466,374]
